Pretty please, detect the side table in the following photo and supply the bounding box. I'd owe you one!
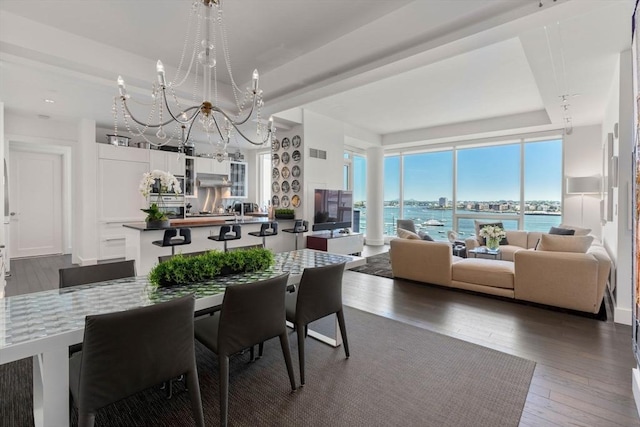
[467,247,502,260]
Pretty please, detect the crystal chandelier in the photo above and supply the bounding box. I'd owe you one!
[112,0,274,159]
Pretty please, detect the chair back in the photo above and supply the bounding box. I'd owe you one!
[259,221,278,236]
[397,219,417,235]
[59,260,136,288]
[75,295,197,411]
[179,228,192,244]
[218,225,231,239]
[162,229,178,245]
[294,262,346,325]
[217,273,289,355]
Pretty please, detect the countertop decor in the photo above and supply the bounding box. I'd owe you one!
[275,208,295,219]
[148,247,275,288]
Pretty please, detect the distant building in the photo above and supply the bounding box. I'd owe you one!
[438,197,447,207]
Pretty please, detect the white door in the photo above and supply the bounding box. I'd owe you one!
[10,150,63,258]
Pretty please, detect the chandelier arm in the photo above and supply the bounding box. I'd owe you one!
[123,98,199,128]
[210,96,256,126]
[209,114,228,143]
[229,122,272,146]
[184,110,203,145]
[160,87,203,124]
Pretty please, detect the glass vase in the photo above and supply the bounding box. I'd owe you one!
[486,237,500,250]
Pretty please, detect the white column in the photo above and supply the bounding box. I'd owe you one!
[366,146,384,246]
[73,119,98,265]
[0,102,5,294]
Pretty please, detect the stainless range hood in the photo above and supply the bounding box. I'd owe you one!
[197,174,232,188]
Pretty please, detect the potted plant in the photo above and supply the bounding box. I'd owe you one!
[142,203,170,228]
[275,208,295,219]
[148,247,275,287]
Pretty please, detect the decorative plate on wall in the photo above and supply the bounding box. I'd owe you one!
[291,179,300,193]
[292,135,301,148]
[291,195,301,208]
[292,165,301,177]
[281,166,290,179]
[272,195,280,207]
[281,195,290,207]
[281,180,290,193]
[272,168,280,180]
[281,137,290,150]
[272,153,280,166]
[281,152,290,164]
[292,150,301,163]
[271,181,280,193]
[272,138,280,151]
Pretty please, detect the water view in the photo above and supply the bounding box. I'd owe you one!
[354,204,562,241]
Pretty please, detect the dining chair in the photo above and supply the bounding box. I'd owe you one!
[285,262,349,385]
[59,260,136,355]
[69,294,204,427]
[59,260,136,288]
[194,273,296,427]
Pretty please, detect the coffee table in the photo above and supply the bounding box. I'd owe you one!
[468,247,502,260]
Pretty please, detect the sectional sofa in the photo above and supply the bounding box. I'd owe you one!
[389,230,612,315]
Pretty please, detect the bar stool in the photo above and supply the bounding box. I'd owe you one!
[282,220,309,250]
[208,224,242,252]
[152,228,192,256]
[248,221,278,248]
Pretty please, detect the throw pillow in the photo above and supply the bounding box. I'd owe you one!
[397,228,421,240]
[474,220,509,245]
[558,223,591,236]
[419,231,434,241]
[549,226,575,236]
[536,234,593,253]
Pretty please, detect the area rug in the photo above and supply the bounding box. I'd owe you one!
[349,251,393,278]
[1,306,535,427]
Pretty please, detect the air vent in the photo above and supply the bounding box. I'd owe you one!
[309,148,327,159]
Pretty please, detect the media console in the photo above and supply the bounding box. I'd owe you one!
[306,232,364,256]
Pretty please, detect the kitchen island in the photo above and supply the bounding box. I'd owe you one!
[124,217,296,275]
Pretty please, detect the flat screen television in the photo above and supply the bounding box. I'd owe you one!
[313,189,353,231]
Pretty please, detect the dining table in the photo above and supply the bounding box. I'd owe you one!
[0,249,365,427]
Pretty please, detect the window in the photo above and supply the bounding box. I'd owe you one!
[523,139,562,230]
[402,151,453,240]
[353,155,366,233]
[383,156,400,235]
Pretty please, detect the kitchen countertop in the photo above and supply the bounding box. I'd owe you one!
[123,216,293,231]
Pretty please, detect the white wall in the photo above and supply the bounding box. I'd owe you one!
[563,125,604,239]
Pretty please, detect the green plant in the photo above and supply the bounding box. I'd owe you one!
[148,247,275,287]
[275,208,294,215]
[141,203,168,222]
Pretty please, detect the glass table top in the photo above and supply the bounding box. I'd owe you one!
[0,250,355,350]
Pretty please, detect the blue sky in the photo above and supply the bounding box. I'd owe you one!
[353,139,562,202]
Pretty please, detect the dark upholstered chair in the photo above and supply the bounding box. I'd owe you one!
[59,260,137,355]
[194,274,296,427]
[152,228,192,256]
[396,219,418,234]
[248,221,278,248]
[59,260,136,288]
[69,295,204,427]
[285,262,349,385]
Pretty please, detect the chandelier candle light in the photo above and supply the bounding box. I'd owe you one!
[113,0,275,160]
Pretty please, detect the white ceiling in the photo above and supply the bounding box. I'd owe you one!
[0,0,635,149]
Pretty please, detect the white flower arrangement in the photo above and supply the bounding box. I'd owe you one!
[478,224,506,241]
[139,170,182,198]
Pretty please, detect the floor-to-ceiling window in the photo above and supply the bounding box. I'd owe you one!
[353,154,367,233]
[381,137,563,240]
[402,151,453,240]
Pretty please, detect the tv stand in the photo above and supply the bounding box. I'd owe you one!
[306,232,364,256]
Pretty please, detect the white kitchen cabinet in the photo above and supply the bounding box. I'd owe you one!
[150,150,185,176]
[229,161,248,198]
[195,157,229,175]
[97,154,149,260]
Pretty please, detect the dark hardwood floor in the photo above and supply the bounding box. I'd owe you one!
[4,248,639,426]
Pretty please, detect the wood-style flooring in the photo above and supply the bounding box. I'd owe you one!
[4,248,639,426]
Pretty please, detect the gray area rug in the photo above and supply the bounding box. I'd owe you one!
[349,251,393,278]
[1,306,535,427]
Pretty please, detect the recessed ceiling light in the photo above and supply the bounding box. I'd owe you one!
[44,99,55,103]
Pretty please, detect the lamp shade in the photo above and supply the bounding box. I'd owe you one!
[566,176,601,194]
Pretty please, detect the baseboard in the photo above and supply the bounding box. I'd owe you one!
[633,368,640,418]
[615,306,632,325]
[365,238,385,246]
[77,256,98,266]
